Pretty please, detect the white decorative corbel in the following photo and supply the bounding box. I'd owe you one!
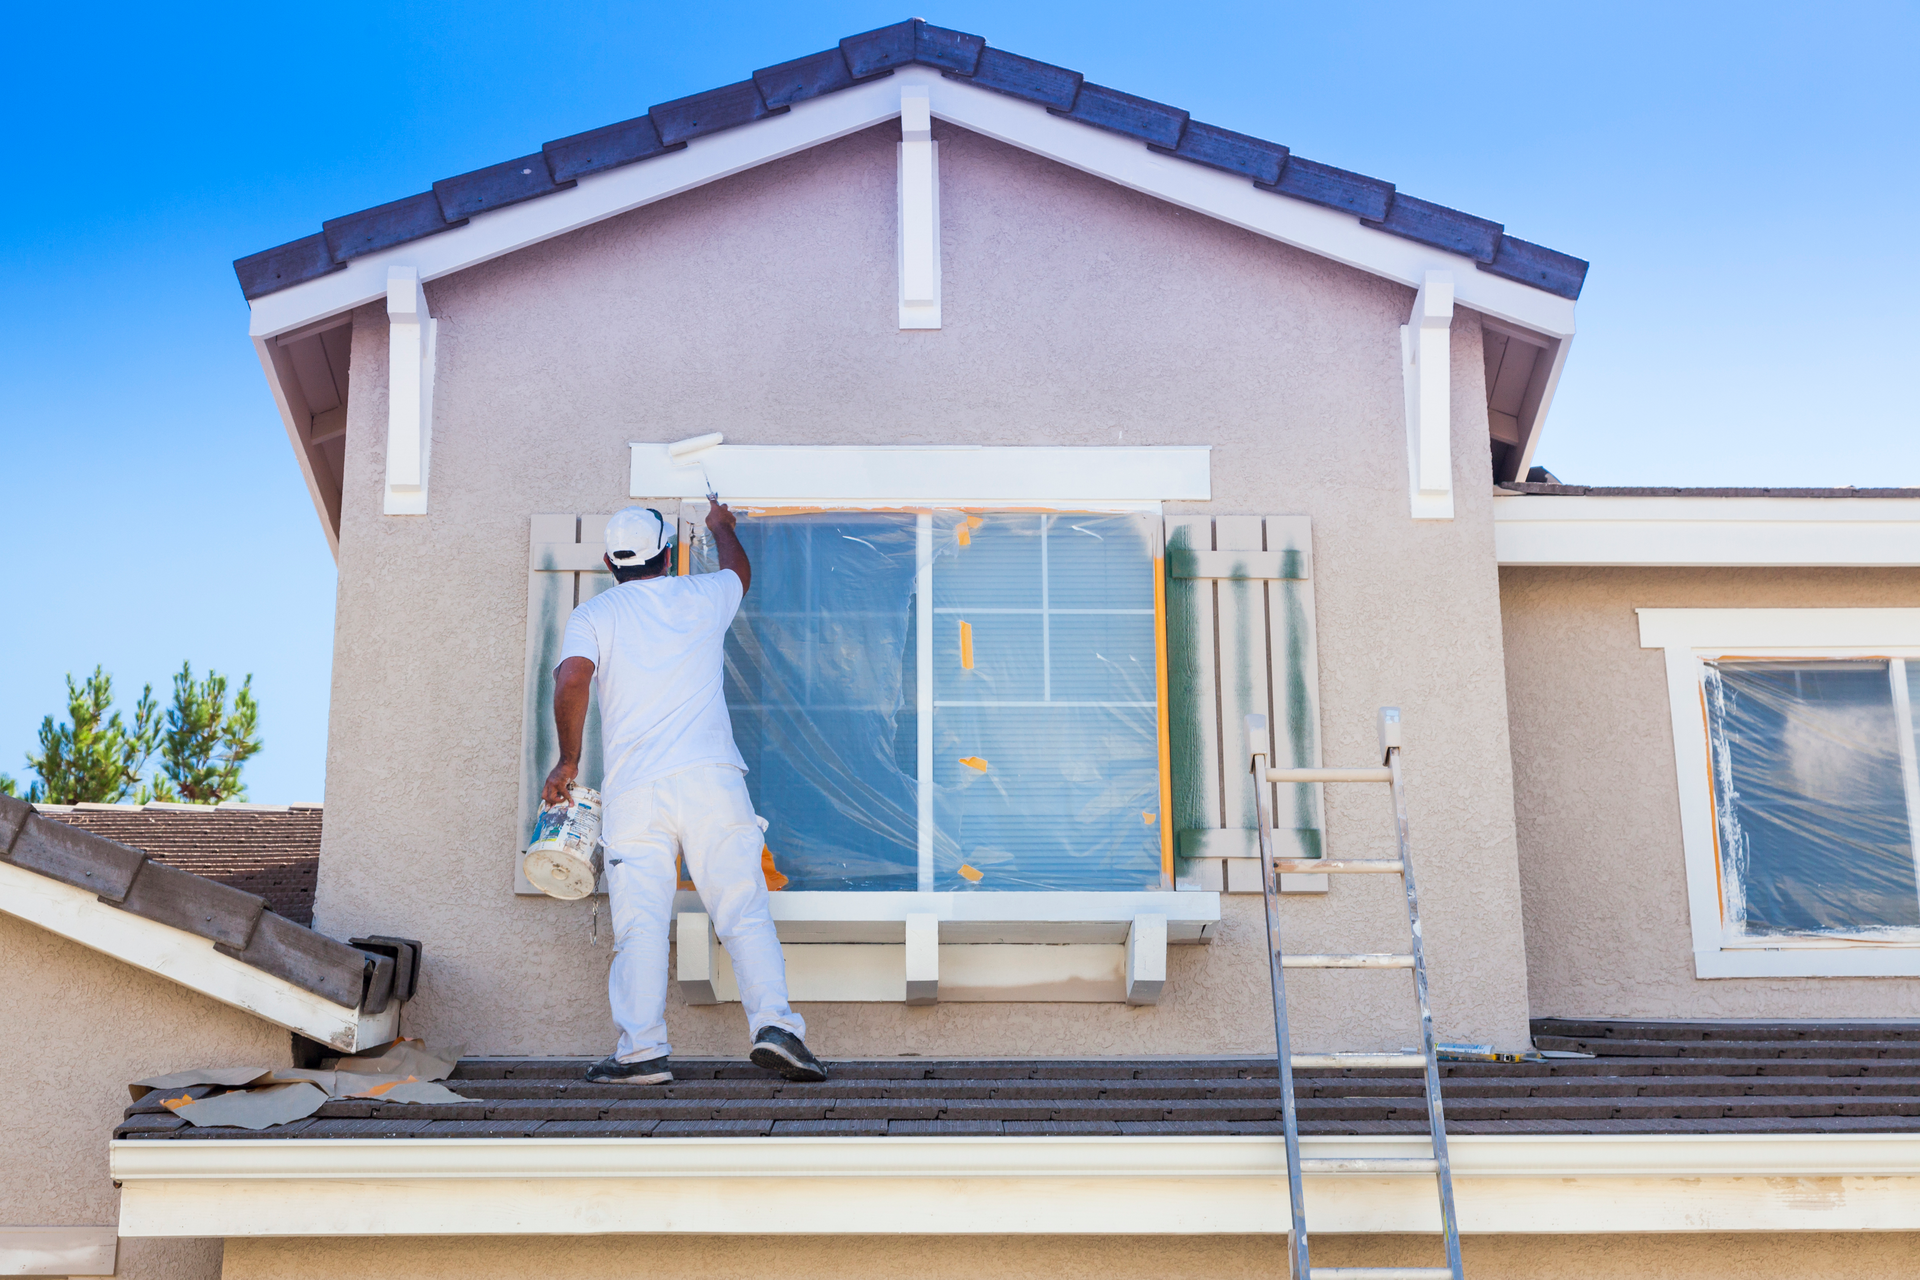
[676,911,719,1004]
[897,86,941,329]
[904,912,938,1004]
[384,265,437,515]
[1125,913,1167,1006]
[1401,270,1454,521]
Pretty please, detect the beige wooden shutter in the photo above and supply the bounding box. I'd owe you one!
[1164,515,1326,894]
[513,514,614,894]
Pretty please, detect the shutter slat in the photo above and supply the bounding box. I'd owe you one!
[1213,516,1272,838]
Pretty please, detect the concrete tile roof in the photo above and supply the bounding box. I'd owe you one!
[234,19,1588,304]
[116,1019,1920,1139]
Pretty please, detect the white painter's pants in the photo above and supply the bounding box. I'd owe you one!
[603,763,803,1062]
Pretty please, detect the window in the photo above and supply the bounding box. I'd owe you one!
[1704,660,1920,940]
[692,510,1166,892]
[1638,608,1920,977]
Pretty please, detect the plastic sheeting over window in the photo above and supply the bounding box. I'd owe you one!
[694,510,1163,892]
[1703,659,1920,939]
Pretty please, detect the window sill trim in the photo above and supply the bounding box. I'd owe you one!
[671,889,1218,944]
[1693,948,1920,979]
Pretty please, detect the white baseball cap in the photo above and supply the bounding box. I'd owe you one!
[604,506,673,567]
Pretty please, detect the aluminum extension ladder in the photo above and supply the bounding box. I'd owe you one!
[1246,707,1463,1280]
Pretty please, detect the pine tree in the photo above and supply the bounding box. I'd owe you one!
[158,663,262,804]
[23,667,162,804]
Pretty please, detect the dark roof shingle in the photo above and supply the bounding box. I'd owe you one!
[117,1020,1920,1140]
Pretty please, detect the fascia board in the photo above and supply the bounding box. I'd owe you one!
[0,858,392,1052]
[918,75,1575,341]
[246,78,911,340]
[112,1133,1920,1237]
[1494,495,1920,566]
[245,75,1575,346]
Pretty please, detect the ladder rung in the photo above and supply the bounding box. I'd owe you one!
[1291,1053,1427,1069]
[1310,1269,1456,1279]
[1266,767,1393,783]
[1270,859,1403,874]
[1282,954,1415,969]
[1299,1157,1439,1173]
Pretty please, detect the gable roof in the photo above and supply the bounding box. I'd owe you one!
[35,801,321,925]
[0,794,408,1050]
[234,18,1587,305]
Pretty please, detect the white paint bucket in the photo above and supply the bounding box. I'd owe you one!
[523,784,604,900]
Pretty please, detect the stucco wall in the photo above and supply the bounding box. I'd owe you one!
[221,1232,1920,1280]
[317,119,1533,1056]
[0,912,290,1279]
[1501,565,1920,1018]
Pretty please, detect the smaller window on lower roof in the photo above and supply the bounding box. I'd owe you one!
[1704,658,1920,941]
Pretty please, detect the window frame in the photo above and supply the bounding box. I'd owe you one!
[684,499,1176,894]
[1638,608,1920,978]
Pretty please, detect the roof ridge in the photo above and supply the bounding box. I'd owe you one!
[235,18,1586,303]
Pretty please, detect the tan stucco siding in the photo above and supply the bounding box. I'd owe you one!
[1501,565,1920,1018]
[318,119,1532,1055]
[221,1232,1920,1280]
[0,913,288,1279]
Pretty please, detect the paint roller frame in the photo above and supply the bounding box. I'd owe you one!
[667,432,724,501]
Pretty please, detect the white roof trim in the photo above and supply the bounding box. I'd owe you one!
[1494,493,1920,566]
[0,858,396,1052]
[246,72,1577,343]
[113,1132,1920,1237]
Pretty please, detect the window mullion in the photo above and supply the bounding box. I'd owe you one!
[916,513,934,893]
[1890,659,1920,897]
[1040,514,1052,703]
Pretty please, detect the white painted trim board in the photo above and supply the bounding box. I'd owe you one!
[112,1132,1920,1237]
[0,859,395,1051]
[1495,495,1920,566]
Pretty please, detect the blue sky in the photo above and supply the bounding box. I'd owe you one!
[1,1,1914,803]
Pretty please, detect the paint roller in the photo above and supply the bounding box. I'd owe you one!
[667,432,724,502]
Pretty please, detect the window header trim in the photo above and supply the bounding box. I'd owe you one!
[630,443,1210,505]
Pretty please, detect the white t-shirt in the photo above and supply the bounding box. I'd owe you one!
[559,569,746,797]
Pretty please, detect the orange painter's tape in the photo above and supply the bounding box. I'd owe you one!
[958,864,985,882]
[959,756,989,772]
[959,620,974,670]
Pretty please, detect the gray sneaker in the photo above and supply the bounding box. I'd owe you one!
[750,1026,827,1082]
[586,1054,672,1084]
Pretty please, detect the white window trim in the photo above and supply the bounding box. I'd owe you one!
[1638,608,1920,977]
[631,442,1210,505]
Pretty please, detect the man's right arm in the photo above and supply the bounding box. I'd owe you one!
[542,656,595,805]
[706,500,751,594]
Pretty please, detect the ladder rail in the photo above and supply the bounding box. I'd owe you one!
[1249,739,1311,1280]
[1387,746,1465,1280]
[1249,710,1465,1280]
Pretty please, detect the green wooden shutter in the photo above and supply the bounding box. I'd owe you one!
[1165,515,1326,894]
[513,514,613,894]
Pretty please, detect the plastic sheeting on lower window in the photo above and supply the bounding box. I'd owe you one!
[1703,659,1920,940]
[694,510,1164,892]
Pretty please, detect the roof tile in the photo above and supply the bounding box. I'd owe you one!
[959,47,1082,110]
[1259,156,1394,221]
[1364,192,1503,263]
[542,114,681,183]
[650,80,782,147]
[433,153,572,221]
[914,21,986,75]
[1152,119,1287,185]
[233,234,341,301]
[1056,82,1188,150]
[322,192,465,264]
[839,20,916,78]
[753,48,857,109]
[1481,234,1589,300]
